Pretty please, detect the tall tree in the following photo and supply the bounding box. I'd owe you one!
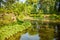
[39,0,56,14]
[55,0,60,40]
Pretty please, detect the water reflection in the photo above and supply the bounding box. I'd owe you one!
[20,33,40,40]
[19,21,40,40]
[19,21,55,40]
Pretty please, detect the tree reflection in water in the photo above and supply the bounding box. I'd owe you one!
[20,21,40,40]
[20,20,55,40]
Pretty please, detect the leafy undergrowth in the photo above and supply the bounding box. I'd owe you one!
[0,21,31,40]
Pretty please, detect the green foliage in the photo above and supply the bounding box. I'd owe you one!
[0,8,17,26]
[24,4,33,15]
[12,2,25,14]
[27,0,38,3]
[10,2,27,21]
[28,27,38,35]
[0,21,31,40]
[39,0,56,13]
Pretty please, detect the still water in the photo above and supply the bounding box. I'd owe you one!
[20,29,56,40]
[20,33,40,40]
[20,24,40,40]
[19,21,56,40]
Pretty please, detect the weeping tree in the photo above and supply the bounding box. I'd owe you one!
[0,0,17,26]
[0,0,32,40]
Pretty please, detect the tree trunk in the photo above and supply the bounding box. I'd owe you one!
[0,2,1,7]
[56,24,60,40]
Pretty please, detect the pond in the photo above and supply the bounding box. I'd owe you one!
[19,25,56,40]
[20,33,40,40]
[17,20,57,40]
[20,25,40,40]
[19,30,56,40]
